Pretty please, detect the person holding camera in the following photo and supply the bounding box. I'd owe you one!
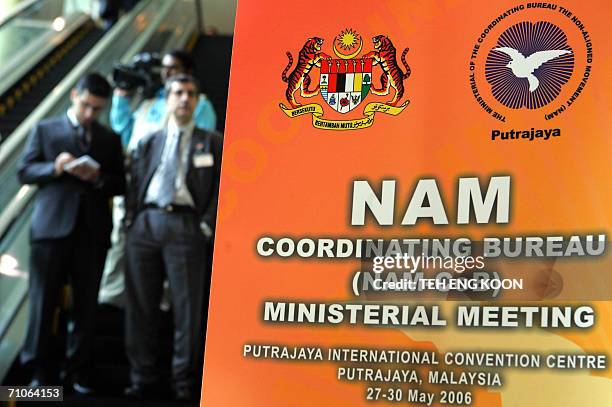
[98,50,217,308]
[111,49,216,151]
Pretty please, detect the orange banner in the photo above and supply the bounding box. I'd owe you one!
[201,1,612,406]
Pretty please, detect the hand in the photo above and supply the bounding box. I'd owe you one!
[67,164,100,183]
[54,152,75,176]
[200,222,213,238]
[114,88,133,97]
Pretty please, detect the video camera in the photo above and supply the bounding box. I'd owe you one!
[112,52,162,98]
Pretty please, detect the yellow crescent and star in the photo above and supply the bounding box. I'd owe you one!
[333,28,363,59]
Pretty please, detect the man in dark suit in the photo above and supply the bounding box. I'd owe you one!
[124,74,222,402]
[17,73,125,392]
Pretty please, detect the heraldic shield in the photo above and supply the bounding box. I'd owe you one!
[320,58,373,113]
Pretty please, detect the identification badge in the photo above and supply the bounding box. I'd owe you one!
[193,153,214,168]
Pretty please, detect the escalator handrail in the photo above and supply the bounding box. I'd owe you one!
[0,0,39,27]
[120,0,177,64]
[0,186,35,245]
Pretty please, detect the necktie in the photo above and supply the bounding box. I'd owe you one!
[155,130,183,207]
[77,125,91,152]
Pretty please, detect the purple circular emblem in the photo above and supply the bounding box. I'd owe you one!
[485,21,574,109]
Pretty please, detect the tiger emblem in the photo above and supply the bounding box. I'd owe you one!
[281,37,331,108]
[363,35,411,106]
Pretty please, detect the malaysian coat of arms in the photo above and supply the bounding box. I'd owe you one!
[279,29,411,130]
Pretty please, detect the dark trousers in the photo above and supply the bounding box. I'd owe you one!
[21,208,107,381]
[125,208,208,390]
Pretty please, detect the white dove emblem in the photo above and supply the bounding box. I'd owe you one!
[493,47,572,92]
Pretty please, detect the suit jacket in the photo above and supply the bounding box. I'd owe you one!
[17,115,126,245]
[126,127,223,231]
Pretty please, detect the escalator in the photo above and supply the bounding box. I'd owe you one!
[0,1,204,404]
[0,21,104,137]
[0,0,103,141]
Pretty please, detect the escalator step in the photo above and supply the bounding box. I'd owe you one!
[0,24,104,138]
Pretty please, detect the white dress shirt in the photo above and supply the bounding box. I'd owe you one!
[144,118,195,207]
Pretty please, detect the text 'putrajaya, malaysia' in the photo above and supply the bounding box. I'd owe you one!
[243,345,607,405]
